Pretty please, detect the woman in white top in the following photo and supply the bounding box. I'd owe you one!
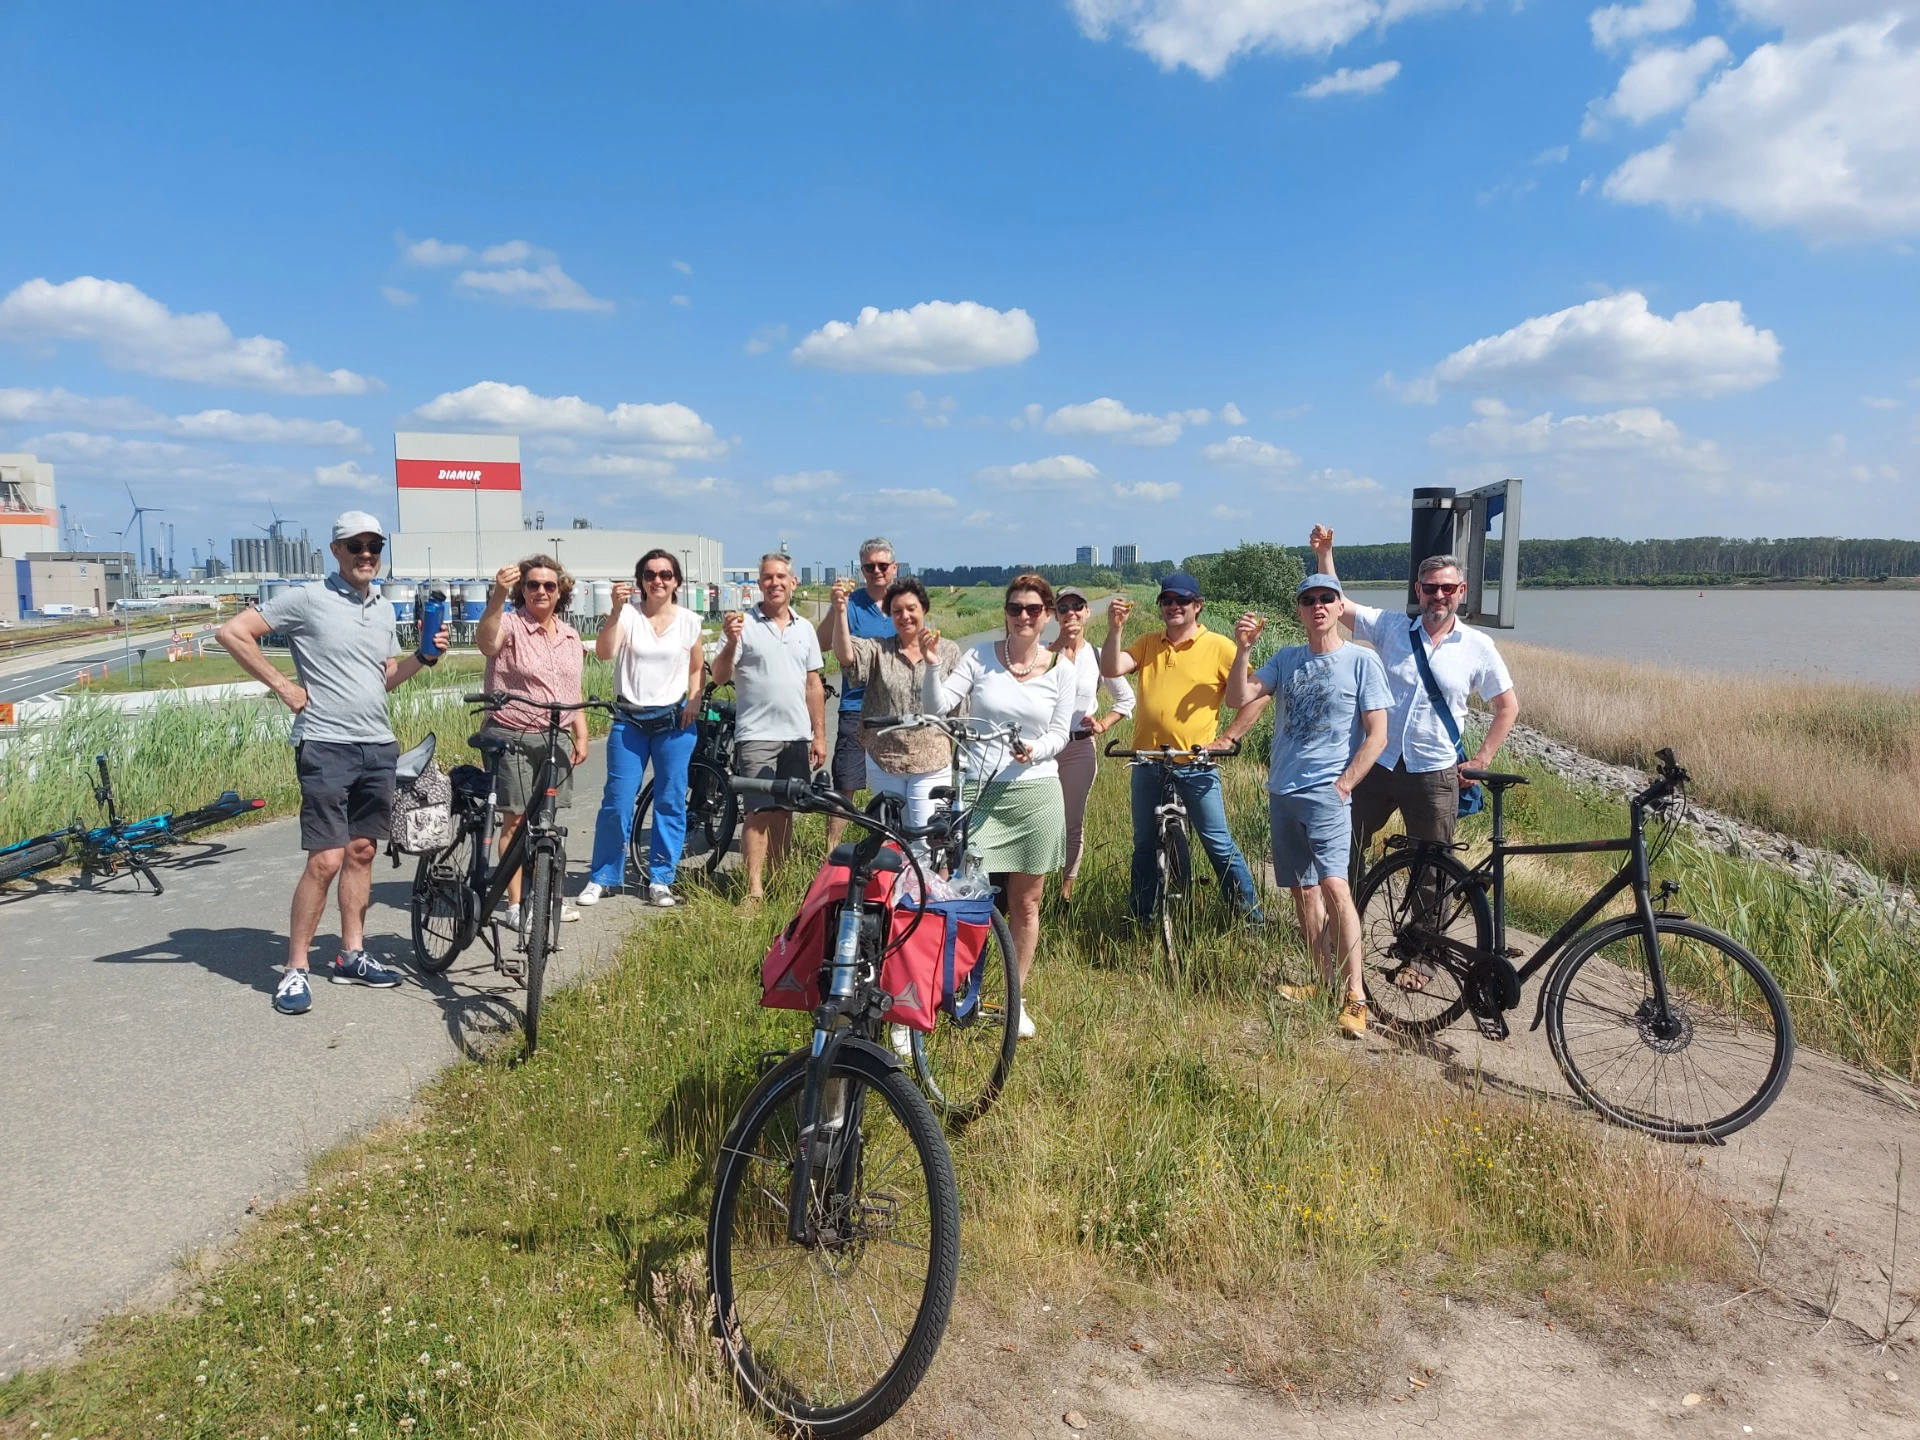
[582,548,705,906]
[1048,585,1135,904]
[919,573,1075,1037]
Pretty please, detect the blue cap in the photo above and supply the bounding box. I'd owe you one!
[1297,573,1344,599]
[1157,571,1202,600]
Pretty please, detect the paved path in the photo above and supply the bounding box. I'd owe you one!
[0,626,218,704]
[0,739,657,1378]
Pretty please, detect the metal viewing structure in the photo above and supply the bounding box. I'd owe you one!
[1408,479,1521,628]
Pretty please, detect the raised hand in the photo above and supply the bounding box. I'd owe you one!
[610,581,633,611]
[1234,611,1266,649]
[918,626,942,663]
[722,610,745,644]
[1309,524,1334,561]
[493,562,522,595]
[831,578,855,610]
[1107,595,1133,629]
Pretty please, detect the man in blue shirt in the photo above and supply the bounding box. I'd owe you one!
[1227,573,1389,1039]
[817,536,896,845]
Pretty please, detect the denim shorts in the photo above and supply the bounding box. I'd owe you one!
[1269,784,1353,888]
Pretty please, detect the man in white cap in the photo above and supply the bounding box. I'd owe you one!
[217,511,450,1016]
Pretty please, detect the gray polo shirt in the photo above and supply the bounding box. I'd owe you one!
[732,602,822,743]
[259,574,399,746]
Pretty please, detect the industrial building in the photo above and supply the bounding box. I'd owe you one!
[10,552,136,620]
[230,529,326,577]
[1,454,60,559]
[385,432,723,606]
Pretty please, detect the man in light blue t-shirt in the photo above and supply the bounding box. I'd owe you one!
[1227,573,1389,1039]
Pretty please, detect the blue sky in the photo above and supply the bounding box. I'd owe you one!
[2,0,1916,572]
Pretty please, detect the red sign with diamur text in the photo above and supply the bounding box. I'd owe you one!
[395,459,522,491]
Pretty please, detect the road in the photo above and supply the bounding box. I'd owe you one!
[0,626,216,705]
[0,738,656,1378]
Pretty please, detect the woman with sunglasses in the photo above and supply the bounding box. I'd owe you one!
[1047,585,1133,906]
[829,573,961,834]
[581,549,705,907]
[476,555,588,930]
[919,573,1076,1038]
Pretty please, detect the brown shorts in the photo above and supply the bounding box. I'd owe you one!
[1348,760,1459,889]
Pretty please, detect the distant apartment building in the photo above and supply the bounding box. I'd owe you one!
[1075,545,1098,566]
[824,566,838,585]
[800,565,814,585]
[1111,543,1138,567]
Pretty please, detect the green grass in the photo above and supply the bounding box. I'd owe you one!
[0,734,1730,1437]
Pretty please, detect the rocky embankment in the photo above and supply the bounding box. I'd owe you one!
[1496,722,1920,923]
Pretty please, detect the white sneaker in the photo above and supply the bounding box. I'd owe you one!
[577,883,605,907]
[502,902,522,930]
[1017,1005,1036,1040]
[560,903,581,923]
[649,883,679,907]
[889,1023,915,1061]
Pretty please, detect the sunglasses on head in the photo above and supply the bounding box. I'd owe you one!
[862,560,894,574]
[522,579,560,593]
[340,539,383,556]
[642,568,677,582]
[1004,601,1046,618]
[1298,592,1339,607]
[1419,581,1463,596]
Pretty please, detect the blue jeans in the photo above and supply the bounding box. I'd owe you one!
[1129,762,1262,921]
[590,714,697,888]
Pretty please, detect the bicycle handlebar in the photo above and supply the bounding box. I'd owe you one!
[1633,746,1690,808]
[465,690,616,714]
[1103,738,1242,761]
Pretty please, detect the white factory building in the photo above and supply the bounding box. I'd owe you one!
[386,432,724,608]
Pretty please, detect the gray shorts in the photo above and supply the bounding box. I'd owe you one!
[831,708,867,792]
[295,740,399,852]
[735,739,810,812]
[1270,784,1353,888]
[481,725,575,815]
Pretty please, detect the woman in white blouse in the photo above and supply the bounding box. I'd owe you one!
[581,548,705,907]
[1048,585,1135,906]
[919,573,1075,1037]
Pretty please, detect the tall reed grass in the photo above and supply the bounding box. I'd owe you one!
[1500,640,1920,883]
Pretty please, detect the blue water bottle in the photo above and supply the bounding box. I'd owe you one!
[418,589,449,660]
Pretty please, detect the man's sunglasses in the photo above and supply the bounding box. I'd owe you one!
[1055,600,1087,614]
[1157,594,1197,608]
[1004,602,1046,618]
[522,579,560,593]
[339,539,383,556]
[1298,592,1340,607]
[1419,581,1463,596]
[861,561,894,574]
[641,568,678,582]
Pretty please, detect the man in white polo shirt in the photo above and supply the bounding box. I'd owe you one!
[712,551,827,902]
[1307,525,1520,888]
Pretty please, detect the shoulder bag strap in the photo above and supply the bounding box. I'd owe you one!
[1409,620,1468,764]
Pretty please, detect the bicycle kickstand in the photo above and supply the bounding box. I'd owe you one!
[129,853,165,896]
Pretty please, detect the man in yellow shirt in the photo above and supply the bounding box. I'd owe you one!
[1100,572,1269,924]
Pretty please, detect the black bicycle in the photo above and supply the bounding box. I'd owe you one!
[0,753,263,894]
[629,683,740,880]
[1103,739,1241,962]
[708,774,959,1440]
[1356,748,1794,1142]
[866,712,1024,1129]
[409,691,613,1053]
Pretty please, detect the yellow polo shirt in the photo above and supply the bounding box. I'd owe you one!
[1125,625,1238,751]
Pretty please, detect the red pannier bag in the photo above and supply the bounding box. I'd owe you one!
[760,852,902,1016]
[885,892,998,1029]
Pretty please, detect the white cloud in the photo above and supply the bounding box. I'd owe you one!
[414,382,720,455]
[869,487,960,508]
[1861,395,1904,409]
[1304,467,1385,494]
[0,277,373,395]
[0,386,361,446]
[403,237,471,265]
[1113,480,1181,501]
[670,294,692,309]
[1430,396,1730,481]
[1584,37,1730,132]
[479,240,535,265]
[381,286,419,307]
[1602,15,1920,242]
[744,323,788,356]
[1220,401,1247,425]
[314,460,382,492]
[22,431,191,465]
[1589,0,1692,51]
[769,470,844,494]
[1042,397,1194,446]
[0,387,161,429]
[454,264,614,313]
[1297,60,1401,98]
[977,454,1104,486]
[1202,434,1300,470]
[171,410,363,446]
[536,452,677,479]
[1069,0,1469,79]
[792,301,1038,375]
[672,259,693,276]
[1427,291,1781,402]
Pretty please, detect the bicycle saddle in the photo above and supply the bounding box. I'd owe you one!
[467,732,511,756]
[395,733,438,781]
[929,786,956,802]
[830,843,905,872]
[1460,768,1528,789]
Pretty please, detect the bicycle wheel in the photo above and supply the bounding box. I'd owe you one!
[911,910,1020,1128]
[1546,915,1794,1142]
[628,777,657,886]
[693,758,740,875]
[0,836,70,884]
[1157,816,1193,963]
[1356,848,1489,1036]
[522,847,558,1054]
[410,831,477,973]
[710,1046,959,1440]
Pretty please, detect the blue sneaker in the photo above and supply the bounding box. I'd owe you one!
[274,968,312,1015]
[328,950,403,987]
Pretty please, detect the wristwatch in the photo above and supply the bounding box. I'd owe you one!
[415,650,440,667]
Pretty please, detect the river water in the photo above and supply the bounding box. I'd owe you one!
[1344,585,1920,690]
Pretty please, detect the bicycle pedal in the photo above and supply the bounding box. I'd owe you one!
[1504,945,1525,958]
[1472,1011,1510,1041]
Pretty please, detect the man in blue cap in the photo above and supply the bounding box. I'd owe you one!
[1227,571,1390,1039]
[1099,571,1269,926]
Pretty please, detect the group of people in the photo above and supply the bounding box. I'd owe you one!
[222,512,1518,1041]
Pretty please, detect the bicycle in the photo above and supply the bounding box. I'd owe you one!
[708,773,959,1439]
[0,753,264,893]
[1355,748,1794,1142]
[1102,739,1242,962]
[627,682,740,881]
[864,712,1024,1128]
[408,691,614,1053]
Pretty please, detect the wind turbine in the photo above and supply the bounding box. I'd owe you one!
[123,484,163,584]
